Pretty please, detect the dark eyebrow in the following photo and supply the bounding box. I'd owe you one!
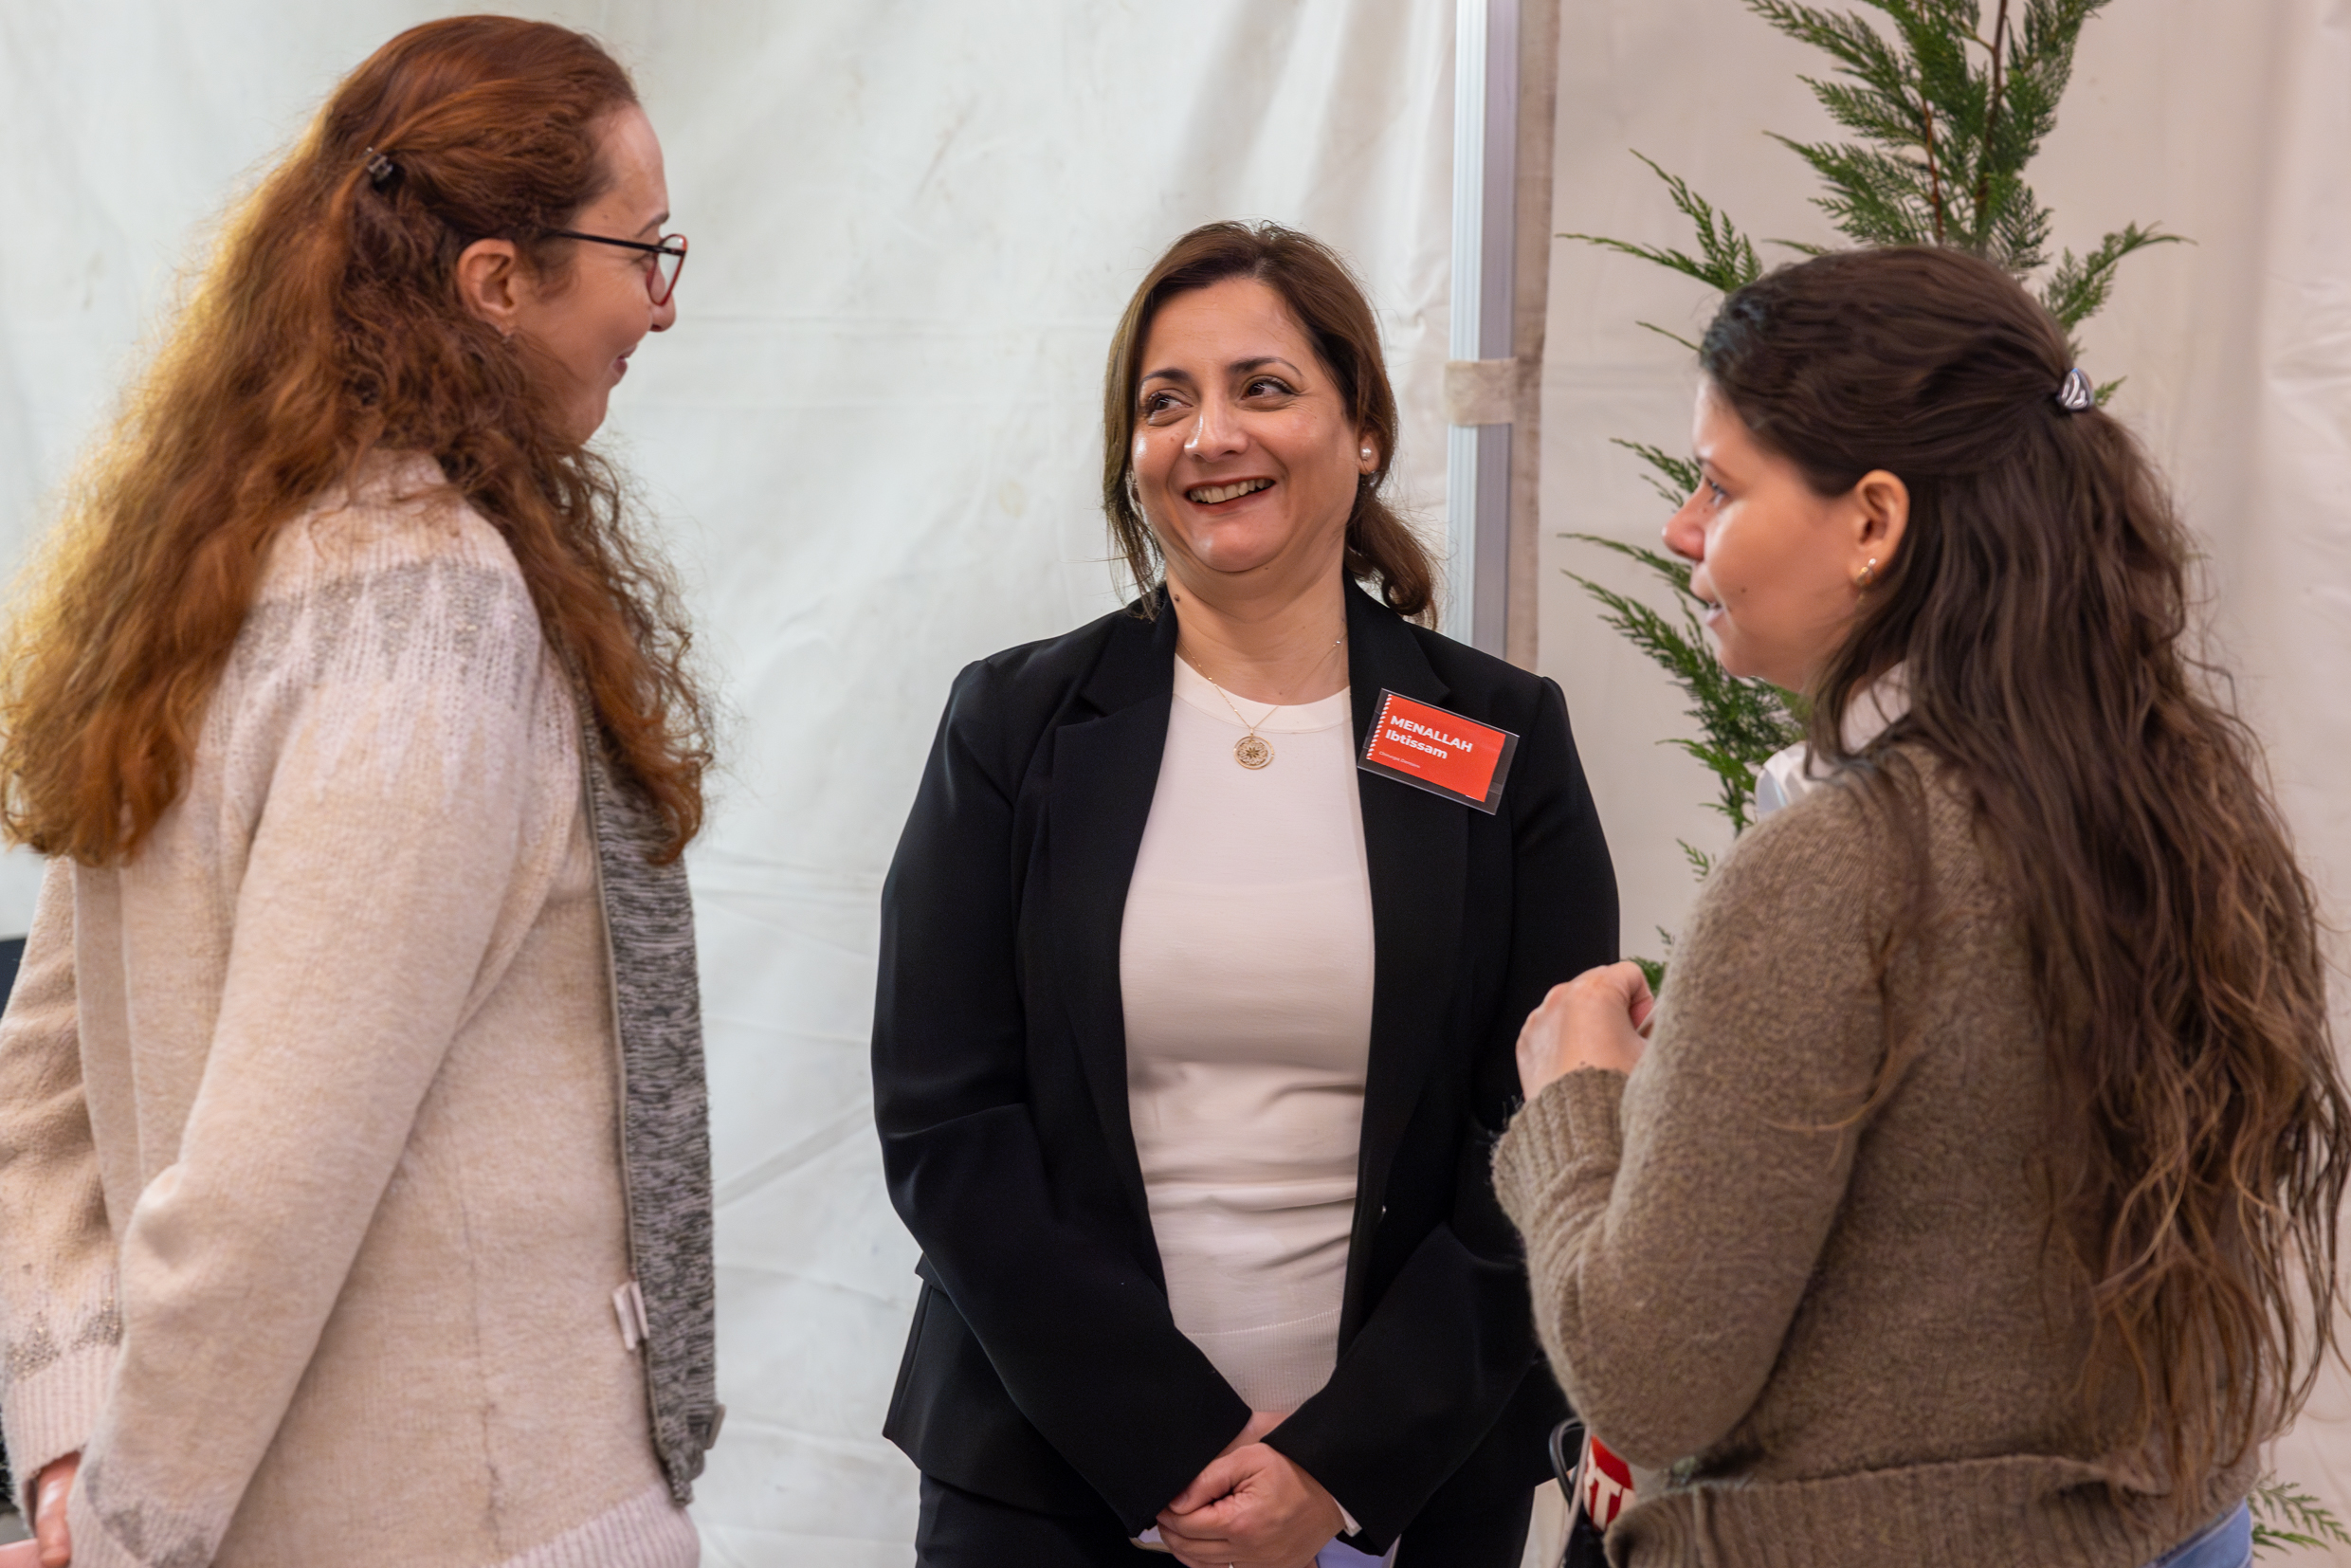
[1139,356,1306,386]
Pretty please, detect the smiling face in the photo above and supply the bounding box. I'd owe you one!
[1130,276,1376,597]
[1661,378,1907,691]
[508,104,676,442]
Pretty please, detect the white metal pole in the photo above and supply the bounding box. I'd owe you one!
[1445,0,1486,647]
[1446,0,1520,653]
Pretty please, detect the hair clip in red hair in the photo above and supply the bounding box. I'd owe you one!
[362,148,399,190]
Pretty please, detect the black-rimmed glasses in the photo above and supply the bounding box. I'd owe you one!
[547,228,689,305]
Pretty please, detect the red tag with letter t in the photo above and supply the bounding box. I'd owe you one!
[1358,690,1519,813]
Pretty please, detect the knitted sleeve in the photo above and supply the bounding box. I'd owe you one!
[0,860,119,1511]
[1492,781,1894,1468]
[61,503,558,1568]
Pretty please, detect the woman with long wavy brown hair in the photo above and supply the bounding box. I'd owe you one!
[0,18,718,1568]
[1498,246,2347,1568]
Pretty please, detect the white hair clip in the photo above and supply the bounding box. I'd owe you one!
[2055,367,2095,412]
[363,148,399,190]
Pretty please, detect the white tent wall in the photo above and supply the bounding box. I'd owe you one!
[631,9,1461,1559]
[1543,0,2351,1552]
[8,0,2350,1559]
[0,1,1459,1559]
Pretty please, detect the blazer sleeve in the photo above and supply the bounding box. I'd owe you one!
[1266,676,1617,1545]
[872,663,1252,1531]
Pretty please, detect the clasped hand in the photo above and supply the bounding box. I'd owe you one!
[1156,1410,1343,1568]
[1516,960,1654,1100]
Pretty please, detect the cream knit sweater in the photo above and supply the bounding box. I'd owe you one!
[0,460,698,1567]
[1494,753,2251,1567]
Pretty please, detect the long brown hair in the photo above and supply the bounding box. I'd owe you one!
[0,15,709,864]
[1701,246,2347,1498]
[1100,221,1434,621]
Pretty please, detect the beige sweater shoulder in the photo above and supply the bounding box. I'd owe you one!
[0,460,694,1568]
[1493,752,2251,1567]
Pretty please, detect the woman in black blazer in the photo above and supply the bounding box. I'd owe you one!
[873,222,1617,1566]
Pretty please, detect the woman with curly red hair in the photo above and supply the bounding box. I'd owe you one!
[0,17,718,1566]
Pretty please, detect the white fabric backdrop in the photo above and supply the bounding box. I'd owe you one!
[1541,0,2351,1553]
[0,3,1457,1560]
[9,0,2350,1560]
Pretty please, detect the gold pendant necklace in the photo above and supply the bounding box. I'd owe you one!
[1183,633,1345,770]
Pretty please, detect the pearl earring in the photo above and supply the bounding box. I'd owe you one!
[1854,557,1880,590]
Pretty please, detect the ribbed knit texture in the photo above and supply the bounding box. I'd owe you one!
[0,457,702,1567]
[581,716,720,1499]
[493,1484,701,1568]
[1,1342,112,1516]
[1493,753,2251,1568]
[60,1482,698,1568]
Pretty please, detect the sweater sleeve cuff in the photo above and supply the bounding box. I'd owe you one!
[1493,1068,1626,1231]
[64,1475,198,1568]
[5,1340,114,1515]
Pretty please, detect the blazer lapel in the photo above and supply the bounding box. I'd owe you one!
[1046,604,1179,1237]
[1343,587,1467,1317]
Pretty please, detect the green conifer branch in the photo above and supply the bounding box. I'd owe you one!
[1986,181,2055,275]
[2042,223,2186,329]
[1768,135,1941,246]
[1560,154,1762,292]
[2251,1478,2351,1556]
[1636,320,1705,353]
[1610,440,1704,506]
[1747,1,1908,85]
[1738,0,2112,260]
[1804,78,1924,147]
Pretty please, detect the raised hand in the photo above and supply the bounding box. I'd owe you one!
[1517,960,1654,1099]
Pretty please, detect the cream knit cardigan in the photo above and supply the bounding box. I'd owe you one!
[0,460,705,1568]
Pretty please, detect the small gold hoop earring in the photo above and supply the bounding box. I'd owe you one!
[1855,557,1879,590]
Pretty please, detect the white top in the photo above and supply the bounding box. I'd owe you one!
[1121,657,1376,1413]
[1753,664,1911,820]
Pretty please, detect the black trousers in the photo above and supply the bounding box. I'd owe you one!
[913,1473,1536,1567]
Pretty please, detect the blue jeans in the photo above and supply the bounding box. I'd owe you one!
[2148,1503,2253,1568]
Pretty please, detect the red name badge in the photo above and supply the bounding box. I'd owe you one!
[1358,690,1519,813]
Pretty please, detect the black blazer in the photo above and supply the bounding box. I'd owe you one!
[872,583,1617,1553]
